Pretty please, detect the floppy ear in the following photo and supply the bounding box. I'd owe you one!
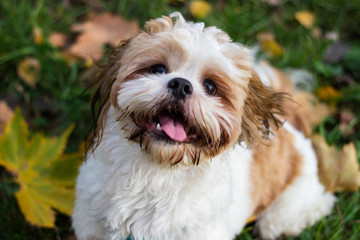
[86,39,130,152]
[240,70,287,146]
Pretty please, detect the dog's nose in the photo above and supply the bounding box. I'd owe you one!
[168,78,193,99]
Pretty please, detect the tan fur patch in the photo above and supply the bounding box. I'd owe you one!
[266,67,329,137]
[250,128,303,214]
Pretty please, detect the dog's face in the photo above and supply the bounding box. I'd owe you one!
[92,13,284,166]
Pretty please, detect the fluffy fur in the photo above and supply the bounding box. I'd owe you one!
[73,13,335,240]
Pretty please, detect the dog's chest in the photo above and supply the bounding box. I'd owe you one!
[92,147,252,239]
[105,159,229,234]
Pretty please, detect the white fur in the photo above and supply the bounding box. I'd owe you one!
[73,107,254,240]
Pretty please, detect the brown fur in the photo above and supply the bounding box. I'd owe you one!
[87,40,130,151]
[250,127,303,214]
[240,71,287,146]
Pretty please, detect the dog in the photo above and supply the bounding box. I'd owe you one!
[72,12,335,240]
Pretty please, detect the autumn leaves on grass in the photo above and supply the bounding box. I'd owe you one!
[0,107,83,228]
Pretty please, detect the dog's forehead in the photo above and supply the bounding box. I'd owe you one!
[115,15,252,88]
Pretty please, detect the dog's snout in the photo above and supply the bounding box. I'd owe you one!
[168,78,193,99]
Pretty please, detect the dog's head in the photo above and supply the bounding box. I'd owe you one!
[90,12,284,165]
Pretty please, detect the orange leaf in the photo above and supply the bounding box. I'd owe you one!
[189,1,211,19]
[68,13,139,61]
[295,10,315,29]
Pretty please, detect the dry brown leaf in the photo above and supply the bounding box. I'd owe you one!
[295,10,315,29]
[0,101,14,135]
[68,12,139,61]
[17,57,41,88]
[49,32,68,48]
[312,134,360,192]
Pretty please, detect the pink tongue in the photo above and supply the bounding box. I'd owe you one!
[159,115,187,142]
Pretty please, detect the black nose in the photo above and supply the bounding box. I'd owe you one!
[167,78,193,99]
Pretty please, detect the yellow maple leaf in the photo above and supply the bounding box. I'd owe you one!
[0,109,83,227]
[189,1,211,19]
[295,10,315,29]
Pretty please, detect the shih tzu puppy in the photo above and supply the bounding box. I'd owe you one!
[72,12,335,240]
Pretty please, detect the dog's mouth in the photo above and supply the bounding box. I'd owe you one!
[134,109,198,143]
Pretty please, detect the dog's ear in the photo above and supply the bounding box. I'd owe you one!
[240,70,287,146]
[86,40,130,152]
[145,16,173,34]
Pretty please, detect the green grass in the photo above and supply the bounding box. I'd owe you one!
[0,0,359,239]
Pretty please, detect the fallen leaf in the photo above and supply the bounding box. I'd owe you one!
[33,26,44,45]
[0,109,83,227]
[0,101,14,135]
[257,32,284,57]
[295,10,315,29]
[17,57,41,88]
[189,1,211,19]
[49,32,68,48]
[317,86,341,101]
[261,39,284,57]
[68,12,139,61]
[312,134,360,192]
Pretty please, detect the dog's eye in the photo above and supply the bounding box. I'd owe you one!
[203,79,217,95]
[149,64,167,74]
